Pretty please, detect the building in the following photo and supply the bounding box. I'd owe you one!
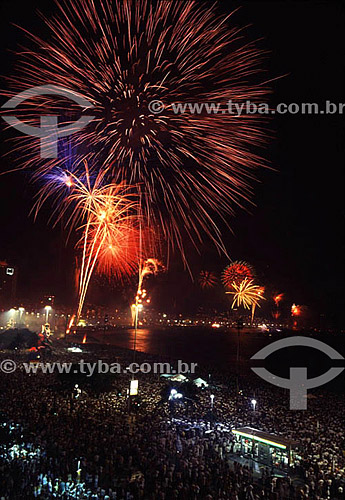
[0,261,17,310]
[232,427,300,469]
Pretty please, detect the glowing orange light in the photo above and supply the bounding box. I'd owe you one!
[58,163,142,320]
[274,293,284,306]
[291,304,301,316]
[131,259,163,326]
[66,314,75,335]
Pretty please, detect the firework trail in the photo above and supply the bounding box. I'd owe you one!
[272,310,280,320]
[131,258,162,324]
[222,261,255,290]
[130,258,161,326]
[5,0,269,260]
[77,202,140,319]
[272,292,283,319]
[251,286,265,323]
[65,314,75,335]
[137,258,162,294]
[36,162,141,319]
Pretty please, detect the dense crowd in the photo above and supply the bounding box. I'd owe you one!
[0,344,344,499]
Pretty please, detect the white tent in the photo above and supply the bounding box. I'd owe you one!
[193,377,208,388]
[169,374,187,382]
[160,373,187,382]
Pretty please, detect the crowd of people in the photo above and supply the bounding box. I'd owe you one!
[0,342,344,499]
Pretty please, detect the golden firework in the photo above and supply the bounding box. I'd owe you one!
[227,278,265,311]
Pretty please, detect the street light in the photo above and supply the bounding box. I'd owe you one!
[44,305,52,323]
[251,399,257,411]
[210,394,215,409]
[8,308,16,327]
[18,307,25,321]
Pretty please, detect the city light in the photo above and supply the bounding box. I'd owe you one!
[44,305,52,323]
[130,380,139,396]
[291,304,301,316]
[18,307,25,321]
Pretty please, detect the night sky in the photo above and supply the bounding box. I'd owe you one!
[0,1,344,325]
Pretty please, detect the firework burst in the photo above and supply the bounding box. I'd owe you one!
[222,261,254,290]
[36,162,141,319]
[77,200,140,319]
[199,270,217,290]
[131,258,163,326]
[291,304,301,316]
[227,278,264,311]
[5,0,269,259]
[273,293,284,307]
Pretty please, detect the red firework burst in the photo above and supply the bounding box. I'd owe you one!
[222,261,254,290]
[199,271,217,290]
[3,0,269,257]
[273,293,284,306]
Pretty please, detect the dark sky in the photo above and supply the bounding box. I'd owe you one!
[0,1,344,325]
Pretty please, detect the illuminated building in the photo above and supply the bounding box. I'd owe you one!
[232,427,300,468]
[0,261,17,309]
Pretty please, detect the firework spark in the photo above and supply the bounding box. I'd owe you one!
[77,187,140,319]
[273,293,284,307]
[227,278,264,311]
[6,0,269,259]
[36,162,141,319]
[251,286,265,322]
[65,314,75,335]
[131,258,162,326]
[291,304,301,316]
[138,258,162,294]
[272,292,283,320]
[199,270,217,290]
[222,261,254,290]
